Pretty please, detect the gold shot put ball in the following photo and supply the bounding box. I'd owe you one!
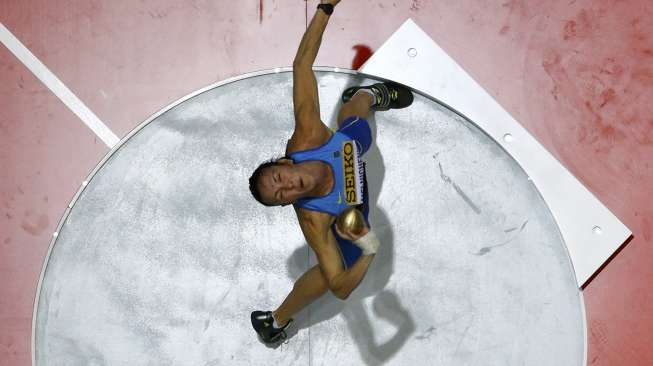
[336,207,366,236]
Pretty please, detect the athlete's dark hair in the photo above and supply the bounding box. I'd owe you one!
[249,158,282,206]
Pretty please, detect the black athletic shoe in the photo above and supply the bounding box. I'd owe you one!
[341,82,414,110]
[251,311,294,346]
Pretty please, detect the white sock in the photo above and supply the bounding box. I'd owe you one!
[354,89,377,105]
[272,313,283,328]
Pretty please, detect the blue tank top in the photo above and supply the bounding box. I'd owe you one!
[290,131,366,216]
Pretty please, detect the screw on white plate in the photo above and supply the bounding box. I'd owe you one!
[407,48,418,57]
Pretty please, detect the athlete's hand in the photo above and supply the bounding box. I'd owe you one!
[335,221,369,242]
[321,0,341,6]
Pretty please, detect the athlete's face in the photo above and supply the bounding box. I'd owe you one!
[258,161,310,206]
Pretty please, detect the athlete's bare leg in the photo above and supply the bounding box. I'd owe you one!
[272,92,375,327]
[273,265,329,326]
[337,92,374,126]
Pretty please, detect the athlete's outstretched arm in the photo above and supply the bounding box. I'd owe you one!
[293,1,340,68]
[292,2,340,136]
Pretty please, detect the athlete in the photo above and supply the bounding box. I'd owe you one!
[248,0,413,345]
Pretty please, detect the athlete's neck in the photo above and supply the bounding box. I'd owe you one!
[299,161,334,197]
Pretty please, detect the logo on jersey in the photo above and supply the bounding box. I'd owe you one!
[342,141,364,205]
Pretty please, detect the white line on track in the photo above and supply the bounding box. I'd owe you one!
[0,22,119,148]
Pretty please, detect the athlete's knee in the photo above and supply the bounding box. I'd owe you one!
[331,286,350,300]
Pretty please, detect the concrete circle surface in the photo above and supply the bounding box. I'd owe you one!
[34,70,585,365]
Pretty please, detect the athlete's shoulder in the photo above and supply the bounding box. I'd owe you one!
[286,126,334,155]
[294,206,335,230]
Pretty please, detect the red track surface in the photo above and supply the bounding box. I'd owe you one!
[1,1,651,364]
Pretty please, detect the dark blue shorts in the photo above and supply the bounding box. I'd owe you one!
[332,116,372,269]
[337,116,373,155]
